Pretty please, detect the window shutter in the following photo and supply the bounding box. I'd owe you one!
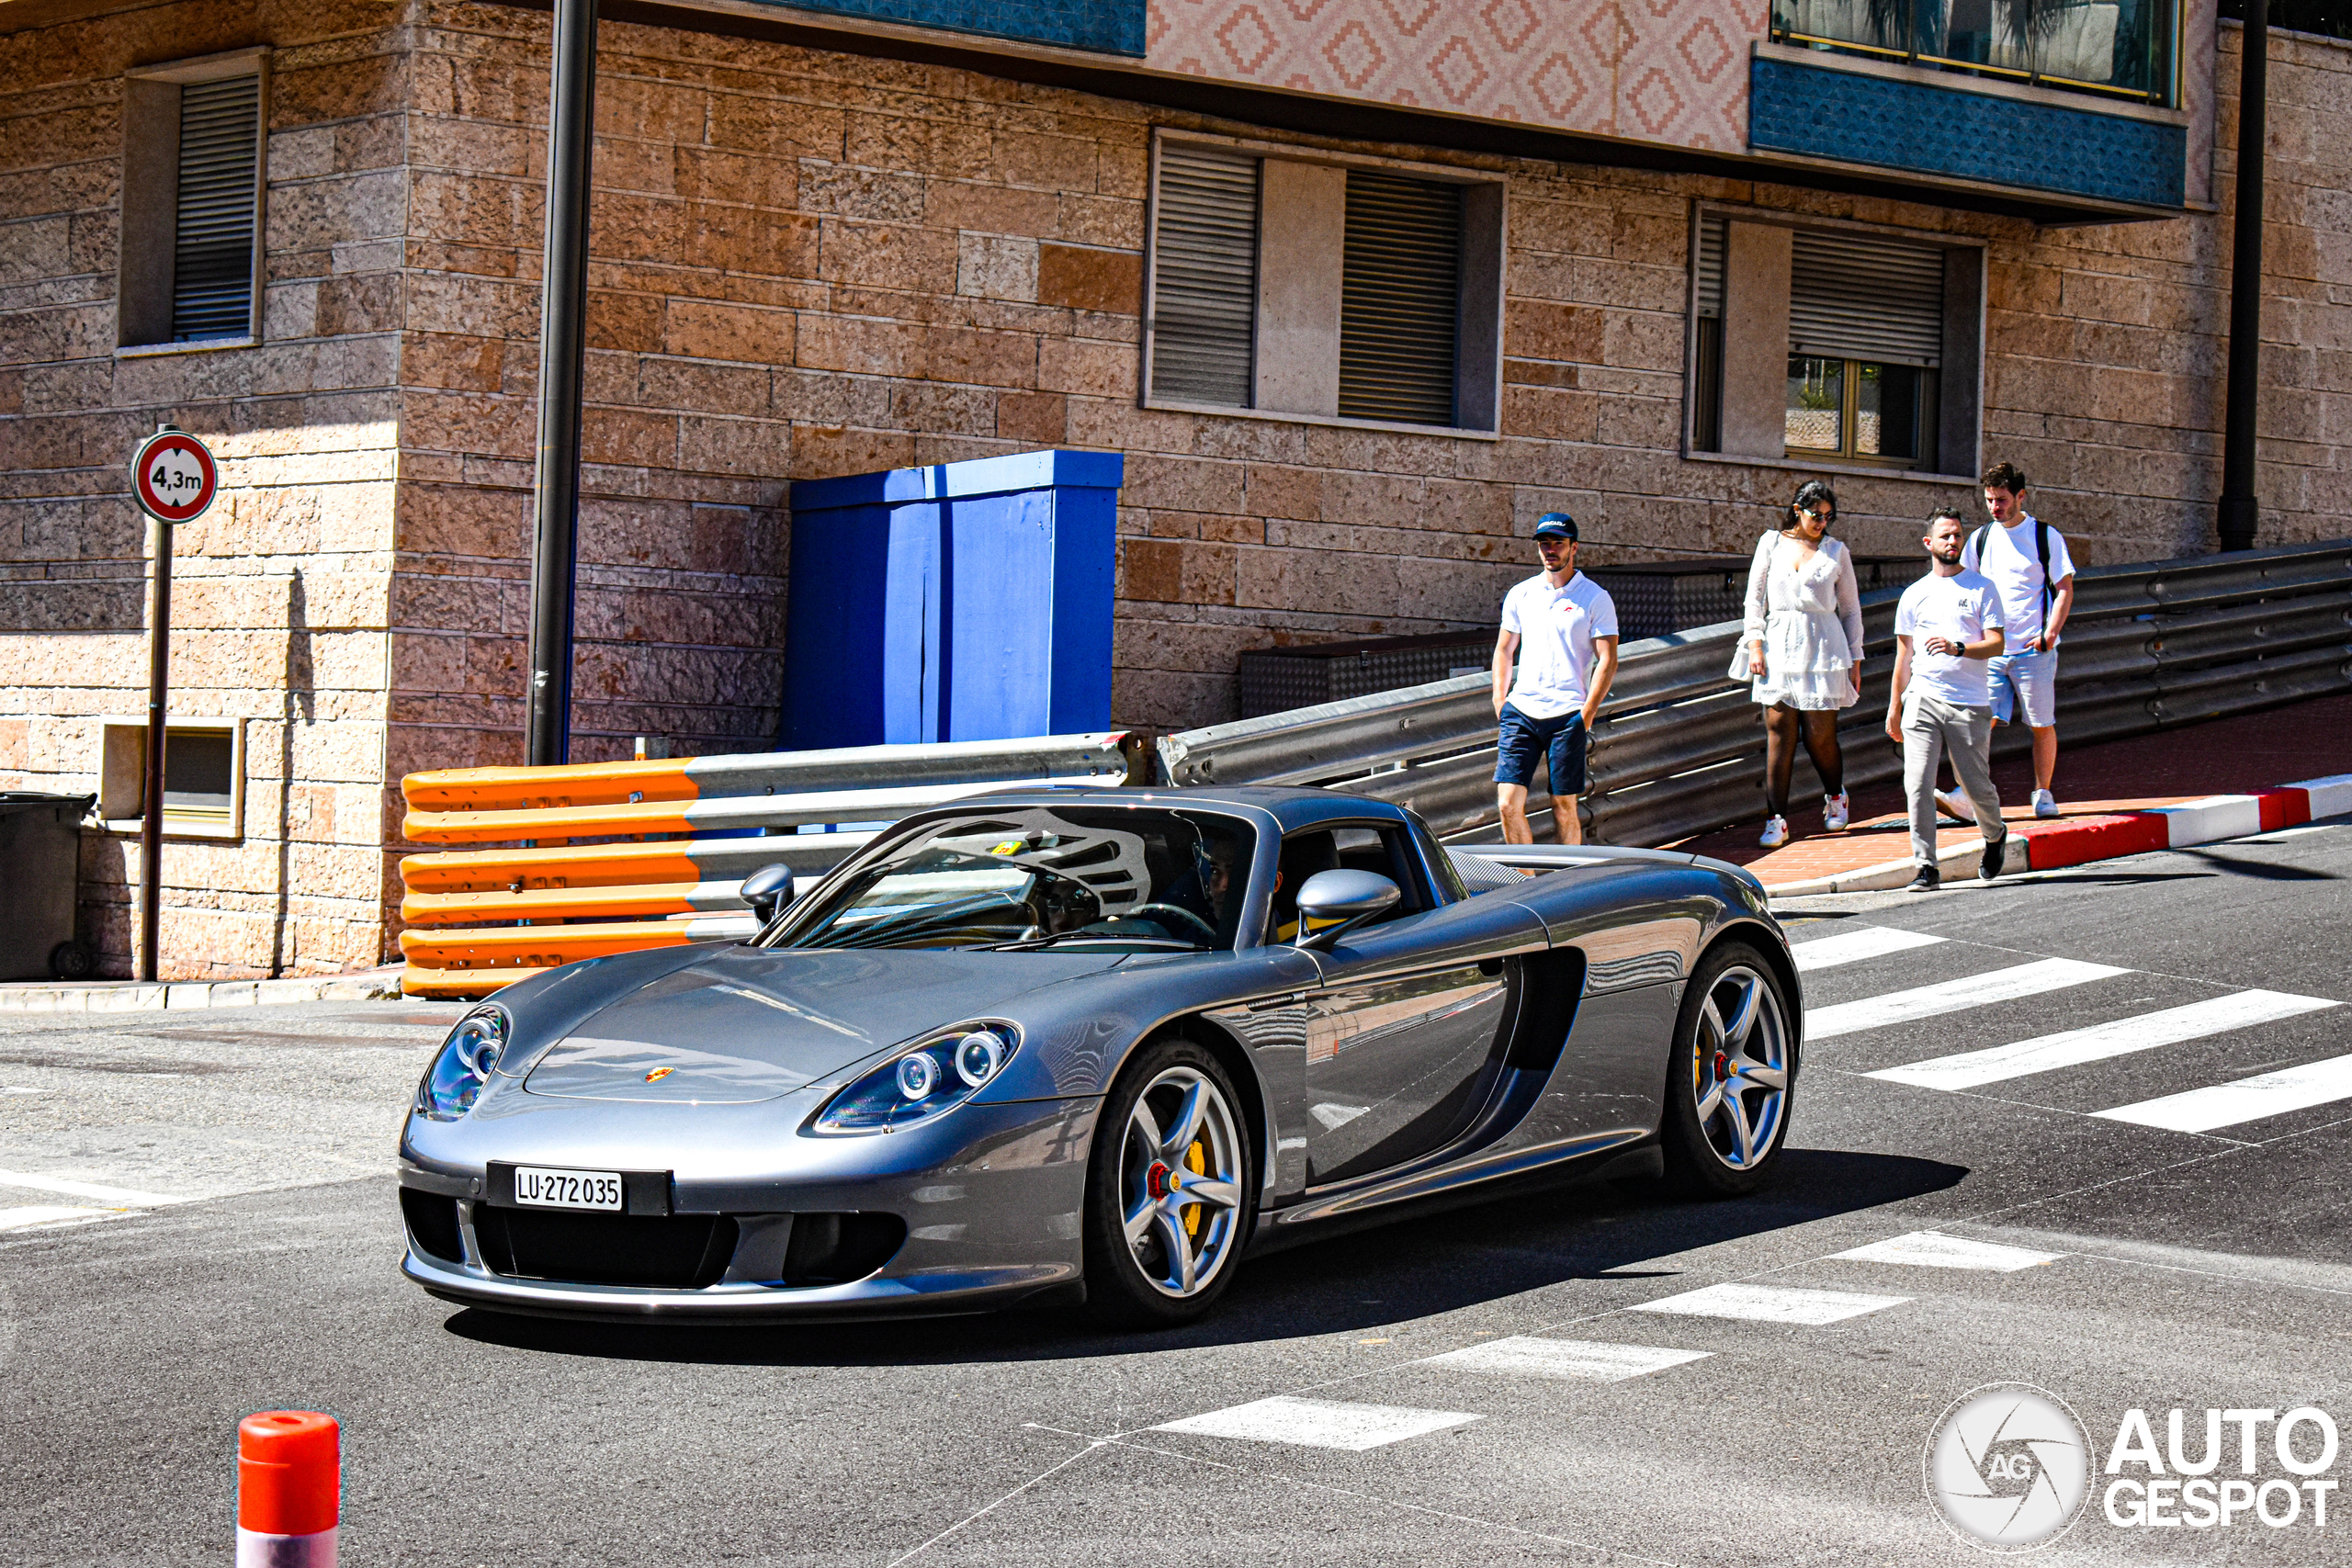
[1695,215,1724,320]
[170,75,259,341]
[1788,229,1944,368]
[1338,171,1460,425]
[1148,145,1259,407]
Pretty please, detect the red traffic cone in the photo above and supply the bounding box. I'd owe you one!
[237,1411,338,1566]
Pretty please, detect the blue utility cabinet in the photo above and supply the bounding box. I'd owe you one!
[783,449,1123,749]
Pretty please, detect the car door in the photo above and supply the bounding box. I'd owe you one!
[1291,826,1547,1186]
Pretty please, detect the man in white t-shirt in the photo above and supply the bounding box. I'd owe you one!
[1887,511,2008,892]
[1962,461,2075,818]
[1491,513,1620,845]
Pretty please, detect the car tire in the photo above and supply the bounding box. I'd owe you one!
[1659,942,1796,1197]
[1082,1038,1257,1328]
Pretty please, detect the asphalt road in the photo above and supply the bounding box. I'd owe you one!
[6,820,2351,1565]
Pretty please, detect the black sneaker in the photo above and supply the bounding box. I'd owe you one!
[1980,829,2008,883]
[1905,865,1940,892]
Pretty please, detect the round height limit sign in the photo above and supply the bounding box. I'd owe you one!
[131,427,219,523]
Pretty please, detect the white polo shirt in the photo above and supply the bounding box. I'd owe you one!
[1501,570,1619,720]
[1962,514,2075,648]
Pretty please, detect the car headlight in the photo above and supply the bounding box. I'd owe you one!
[414,1007,508,1121]
[811,1021,1021,1134]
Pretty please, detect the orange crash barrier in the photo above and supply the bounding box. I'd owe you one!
[393,732,1144,998]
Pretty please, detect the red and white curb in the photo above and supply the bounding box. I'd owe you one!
[1767,772,2352,897]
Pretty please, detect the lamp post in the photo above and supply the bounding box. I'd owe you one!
[526,0,599,765]
[2217,0,2267,552]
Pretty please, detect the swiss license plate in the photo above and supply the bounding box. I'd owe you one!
[511,1166,624,1211]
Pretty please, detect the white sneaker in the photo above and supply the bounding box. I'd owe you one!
[1759,815,1789,849]
[2032,788,2059,818]
[1823,792,1849,832]
[1933,787,1976,824]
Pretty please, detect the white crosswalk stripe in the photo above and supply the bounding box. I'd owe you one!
[0,1168,184,1208]
[1831,1232,2063,1271]
[1806,958,2128,1039]
[1791,927,1947,972]
[1787,926,1956,973]
[0,1204,112,1233]
[2092,1052,2352,1134]
[1426,1337,1713,1382]
[1155,1397,1481,1450]
[1628,1283,1909,1325]
[1865,991,2341,1091]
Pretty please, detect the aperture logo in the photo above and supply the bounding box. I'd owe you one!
[1926,1384,2092,1551]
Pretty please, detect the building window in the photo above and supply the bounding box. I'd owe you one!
[1690,212,1981,477]
[1148,145,1260,408]
[1770,0,2178,107]
[1338,171,1463,425]
[1143,132,1503,434]
[99,717,245,839]
[119,50,268,352]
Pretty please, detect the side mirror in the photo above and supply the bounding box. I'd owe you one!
[1294,869,1400,951]
[741,863,797,926]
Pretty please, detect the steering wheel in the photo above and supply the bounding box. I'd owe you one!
[1120,902,1220,944]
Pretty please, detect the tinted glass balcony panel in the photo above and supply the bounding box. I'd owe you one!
[1772,0,2176,105]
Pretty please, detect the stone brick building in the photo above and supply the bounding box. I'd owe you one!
[0,0,2345,977]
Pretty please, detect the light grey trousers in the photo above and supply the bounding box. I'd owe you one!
[1903,690,2005,868]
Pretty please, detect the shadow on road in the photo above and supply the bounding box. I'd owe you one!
[444,1145,1965,1369]
[2177,850,2339,882]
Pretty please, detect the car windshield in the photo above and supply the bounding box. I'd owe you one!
[766,807,1258,953]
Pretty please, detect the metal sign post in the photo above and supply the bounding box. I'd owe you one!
[2218,0,2267,552]
[130,424,219,983]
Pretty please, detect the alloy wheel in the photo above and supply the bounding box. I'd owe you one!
[1691,964,1792,1170]
[1119,1066,1244,1297]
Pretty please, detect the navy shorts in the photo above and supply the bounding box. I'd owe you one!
[1494,703,1589,795]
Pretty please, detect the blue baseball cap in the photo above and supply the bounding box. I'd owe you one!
[1533,513,1577,540]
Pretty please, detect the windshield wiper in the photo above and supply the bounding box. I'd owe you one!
[979,932,1210,953]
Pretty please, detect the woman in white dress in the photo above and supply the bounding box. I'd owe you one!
[1736,479,1864,847]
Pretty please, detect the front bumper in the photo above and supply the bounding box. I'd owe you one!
[402,1247,1077,1323]
[398,1095,1099,1320]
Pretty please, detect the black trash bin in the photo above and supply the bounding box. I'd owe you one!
[0,793,96,981]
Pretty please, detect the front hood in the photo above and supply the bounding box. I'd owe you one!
[520,944,1127,1104]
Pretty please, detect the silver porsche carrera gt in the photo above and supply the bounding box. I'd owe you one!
[398,785,1800,1326]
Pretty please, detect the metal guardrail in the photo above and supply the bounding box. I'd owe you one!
[396,733,1147,997]
[1159,539,2352,848]
[393,542,2349,997]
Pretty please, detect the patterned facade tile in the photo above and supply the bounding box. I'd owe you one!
[2184,0,2215,205]
[1748,55,2188,209]
[1611,0,1760,152]
[1148,0,1632,137]
[764,0,1148,55]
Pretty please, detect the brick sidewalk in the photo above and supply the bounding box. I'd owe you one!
[1670,691,2352,887]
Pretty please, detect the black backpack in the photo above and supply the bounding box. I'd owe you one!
[1973,518,2053,641]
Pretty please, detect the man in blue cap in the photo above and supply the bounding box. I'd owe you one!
[1491,513,1620,844]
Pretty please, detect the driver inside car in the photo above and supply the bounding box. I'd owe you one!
[1157,831,1251,948]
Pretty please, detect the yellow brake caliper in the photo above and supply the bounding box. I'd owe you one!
[1183,1141,1207,1236]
